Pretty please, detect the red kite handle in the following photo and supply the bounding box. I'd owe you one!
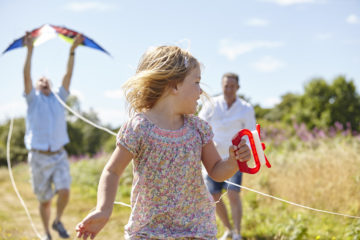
[231,124,271,174]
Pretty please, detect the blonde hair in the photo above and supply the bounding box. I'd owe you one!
[123,46,199,114]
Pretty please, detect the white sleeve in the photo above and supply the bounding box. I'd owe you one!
[246,106,256,130]
[198,101,213,122]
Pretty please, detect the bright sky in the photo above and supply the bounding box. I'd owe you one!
[0,0,359,128]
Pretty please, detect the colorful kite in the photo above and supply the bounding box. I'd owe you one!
[2,24,110,56]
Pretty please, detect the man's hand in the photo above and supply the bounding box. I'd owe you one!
[71,34,84,52]
[63,34,84,91]
[24,32,34,51]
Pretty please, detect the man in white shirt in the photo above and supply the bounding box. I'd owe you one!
[23,32,83,240]
[199,73,256,240]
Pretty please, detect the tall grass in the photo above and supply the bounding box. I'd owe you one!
[1,127,360,239]
[69,134,360,239]
[237,129,360,239]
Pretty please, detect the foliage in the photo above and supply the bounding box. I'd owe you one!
[64,95,116,156]
[262,93,300,123]
[0,118,27,166]
[65,108,114,156]
[238,134,360,239]
[275,215,308,240]
[254,104,271,120]
[345,219,360,239]
[257,75,360,132]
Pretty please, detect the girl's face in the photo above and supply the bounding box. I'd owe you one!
[176,65,203,114]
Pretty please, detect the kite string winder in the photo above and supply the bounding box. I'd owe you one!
[232,124,271,174]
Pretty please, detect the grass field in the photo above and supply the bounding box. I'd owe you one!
[1,135,360,239]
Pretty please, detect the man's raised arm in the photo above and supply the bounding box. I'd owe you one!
[23,32,33,95]
[62,34,83,92]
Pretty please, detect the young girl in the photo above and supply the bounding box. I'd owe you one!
[76,46,251,239]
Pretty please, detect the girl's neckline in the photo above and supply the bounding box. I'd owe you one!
[139,113,188,132]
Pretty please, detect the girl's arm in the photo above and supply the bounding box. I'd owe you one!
[76,145,133,240]
[202,139,250,182]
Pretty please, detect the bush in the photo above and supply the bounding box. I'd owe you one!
[0,118,27,166]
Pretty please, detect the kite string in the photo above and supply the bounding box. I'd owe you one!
[6,118,42,240]
[52,92,117,136]
[224,180,360,219]
[53,93,130,208]
[53,92,130,209]
[4,92,120,240]
[52,91,360,218]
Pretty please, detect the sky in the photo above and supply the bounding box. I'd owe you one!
[0,0,359,128]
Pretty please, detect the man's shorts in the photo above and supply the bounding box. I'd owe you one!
[28,149,71,202]
[205,171,243,194]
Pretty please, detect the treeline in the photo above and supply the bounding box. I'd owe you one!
[255,75,360,132]
[1,75,359,166]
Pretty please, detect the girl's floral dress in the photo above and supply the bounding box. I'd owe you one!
[117,113,217,239]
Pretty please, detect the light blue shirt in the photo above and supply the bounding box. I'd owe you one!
[24,86,70,151]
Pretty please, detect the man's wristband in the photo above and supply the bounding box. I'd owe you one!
[70,51,75,56]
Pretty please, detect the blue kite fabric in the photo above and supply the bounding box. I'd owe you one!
[2,24,110,56]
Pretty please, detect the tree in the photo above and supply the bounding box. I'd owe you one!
[295,78,332,129]
[260,93,300,123]
[0,118,27,166]
[64,103,115,157]
[290,76,360,131]
[255,75,360,132]
[328,76,360,131]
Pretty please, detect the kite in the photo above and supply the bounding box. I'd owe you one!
[2,24,110,56]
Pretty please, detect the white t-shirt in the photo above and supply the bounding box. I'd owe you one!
[198,95,256,159]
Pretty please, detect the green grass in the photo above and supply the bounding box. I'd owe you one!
[236,135,360,239]
[0,155,132,240]
[1,136,360,239]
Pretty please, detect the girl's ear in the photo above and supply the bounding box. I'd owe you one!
[171,85,178,94]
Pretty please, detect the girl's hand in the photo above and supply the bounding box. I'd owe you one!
[76,210,110,240]
[229,138,251,163]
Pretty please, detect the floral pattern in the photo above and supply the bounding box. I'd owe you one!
[117,113,217,239]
